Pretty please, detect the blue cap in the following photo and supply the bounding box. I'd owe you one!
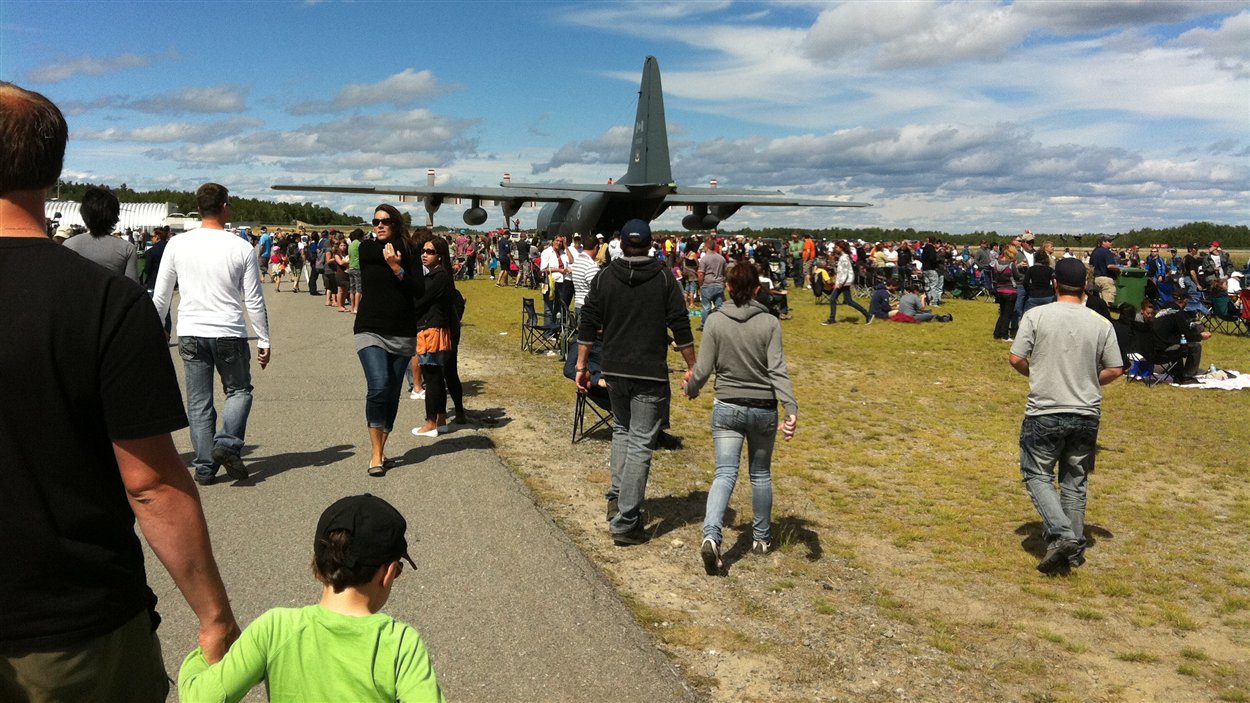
[621,219,652,248]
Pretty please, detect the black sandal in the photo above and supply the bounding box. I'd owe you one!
[367,465,387,477]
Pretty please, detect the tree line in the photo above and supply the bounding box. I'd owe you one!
[52,182,1247,247]
[718,222,1250,249]
[54,182,363,227]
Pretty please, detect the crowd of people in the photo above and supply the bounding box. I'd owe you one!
[2,79,1244,703]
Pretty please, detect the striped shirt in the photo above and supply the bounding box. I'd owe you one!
[571,251,600,309]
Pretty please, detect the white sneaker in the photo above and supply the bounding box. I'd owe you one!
[411,427,439,438]
[410,390,425,400]
[700,538,722,575]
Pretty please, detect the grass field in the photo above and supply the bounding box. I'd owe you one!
[455,276,1249,703]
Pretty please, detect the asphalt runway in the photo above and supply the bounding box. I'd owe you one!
[144,285,693,702]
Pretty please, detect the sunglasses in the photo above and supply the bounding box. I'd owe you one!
[372,217,395,227]
[422,248,437,254]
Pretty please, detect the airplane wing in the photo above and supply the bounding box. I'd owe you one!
[271,183,579,204]
[664,193,872,208]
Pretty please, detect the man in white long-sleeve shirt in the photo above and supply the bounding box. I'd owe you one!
[153,183,271,485]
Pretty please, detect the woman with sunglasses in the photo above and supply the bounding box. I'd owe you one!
[354,205,422,476]
[410,235,459,437]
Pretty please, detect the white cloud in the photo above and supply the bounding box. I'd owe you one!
[62,87,249,115]
[531,126,632,174]
[290,69,455,114]
[1172,10,1250,76]
[74,117,263,143]
[142,109,478,172]
[25,52,151,83]
[1016,0,1245,35]
[804,1,1026,69]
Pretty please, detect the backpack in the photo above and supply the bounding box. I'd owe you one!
[451,287,466,322]
[286,243,303,266]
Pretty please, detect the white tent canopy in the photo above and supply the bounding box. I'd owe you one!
[45,199,175,232]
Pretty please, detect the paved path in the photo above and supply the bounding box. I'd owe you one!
[145,286,694,702]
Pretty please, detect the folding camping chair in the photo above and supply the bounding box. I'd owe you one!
[520,298,561,354]
[572,388,615,443]
[1202,292,1244,335]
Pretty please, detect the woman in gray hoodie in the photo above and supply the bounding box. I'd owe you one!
[685,262,798,575]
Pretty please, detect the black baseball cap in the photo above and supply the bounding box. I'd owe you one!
[1054,258,1088,287]
[621,219,652,247]
[316,494,416,569]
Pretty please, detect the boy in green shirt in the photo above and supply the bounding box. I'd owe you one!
[179,494,445,702]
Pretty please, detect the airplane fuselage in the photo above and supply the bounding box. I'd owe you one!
[536,191,670,238]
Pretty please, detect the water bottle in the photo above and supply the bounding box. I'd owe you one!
[1208,363,1217,375]
[1180,334,1188,349]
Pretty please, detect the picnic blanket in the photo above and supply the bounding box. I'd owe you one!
[1168,369,1250,390]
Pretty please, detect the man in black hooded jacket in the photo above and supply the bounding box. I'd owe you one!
[576,219,695,546]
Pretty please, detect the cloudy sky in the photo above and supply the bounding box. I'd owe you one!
[2,1,1246,234]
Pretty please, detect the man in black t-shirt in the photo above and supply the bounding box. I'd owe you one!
[921,237,943,306]
[0,82,238,703]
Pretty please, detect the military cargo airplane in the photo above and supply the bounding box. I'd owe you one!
[273,56,870,235]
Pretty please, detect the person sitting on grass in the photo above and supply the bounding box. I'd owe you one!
[178,494,445,703]
[869,278,897,321]
[894,283,952,323]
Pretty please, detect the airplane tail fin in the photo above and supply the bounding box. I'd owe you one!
[620,56,673,186]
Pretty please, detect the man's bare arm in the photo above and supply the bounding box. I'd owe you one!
[1009,354,1030,377]
[1098,367,1124,385]
[114,433,239,663]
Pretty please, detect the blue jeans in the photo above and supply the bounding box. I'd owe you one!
[1019,413,1099,553]
[1014,285,1028,318]
[923,269,942,305]
[606,377,668,534]
[828,286,869,322]
[703,401,777,544]
[700,286,724,327]
[179,337,253,479]
[357,346,411,433]
[1022,294,1055,313]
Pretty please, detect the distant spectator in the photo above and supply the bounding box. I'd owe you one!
[62,186,138,281]
[1148,287,1211,385]
[1022,251,1056,313]
[697,238,727,330]
[868,279,896,321]
[1088,235,1119,305]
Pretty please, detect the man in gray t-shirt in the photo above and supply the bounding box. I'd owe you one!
[1009,258,1122,574]
[696,243,727,330]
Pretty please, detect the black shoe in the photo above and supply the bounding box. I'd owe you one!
[700,538,722,575]
[606,497,618,523]
[612,523,649,546]
[821,319,835,326]
[211,447,249,481]
[656,432,683,450]
[194,473,217,486]
[751,540,772,555]
[1037,539,1080,574]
